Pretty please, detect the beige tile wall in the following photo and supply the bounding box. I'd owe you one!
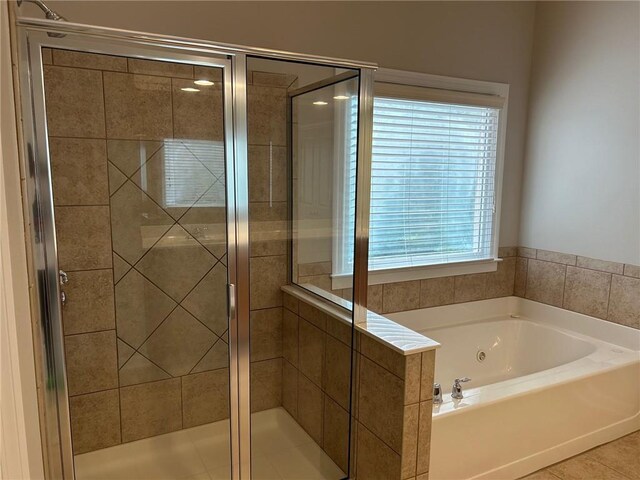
[297,248,517,314]
[337,246,639,332]
[281,293,352,472]
[46,48,292,454]
[515,248,639,329]
[354,333,435,480]
[282,292,436,479]
[246,70,296,418]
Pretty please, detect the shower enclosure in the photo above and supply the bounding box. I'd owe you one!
[16,17,373,480]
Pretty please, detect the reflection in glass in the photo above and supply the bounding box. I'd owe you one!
[291,77,359,305]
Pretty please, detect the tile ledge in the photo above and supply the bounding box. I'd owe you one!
[281,284,440,355]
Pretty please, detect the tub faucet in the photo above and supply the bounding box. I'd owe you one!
[433,383,443,404]
[451,377,471,399]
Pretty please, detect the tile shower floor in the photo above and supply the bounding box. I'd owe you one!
[75,408,345,480]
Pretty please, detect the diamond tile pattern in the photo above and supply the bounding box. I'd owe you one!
[135,224,216,302]
[117,339,135,368]
[119,352,170,387]
[107,162,127,195]
[107,139,162,177]
[182,262,228,336]
[104,103,233,389]
[138,306,217,376]
[110,139,230,387]
[112,253,131,284]
[110,180,174,265]
[115,269,176,348]
[132,141,216,220]
[192,339,229,374]
[179,183,227,260]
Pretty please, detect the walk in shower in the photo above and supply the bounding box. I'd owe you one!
[16,17,374,480]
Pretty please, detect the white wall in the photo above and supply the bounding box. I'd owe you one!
[17,1,537,247]
[520,2,640,264]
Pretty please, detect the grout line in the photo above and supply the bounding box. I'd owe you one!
[186,338,220,375]
[106,160,129,199]
[68,385,120,398]
[64,328,116,338]
[357,348,408,384]
[546,469,564,479]
[125,302,182,360]
[181,141,226,181]
[112,252,132,287]
[591,459,635,480]
[417,352,423,402]
[179,376,184,430]
[54,202,110,208]
[605,273,614,320]
[116,337,137,367]
[123,174,226,269]
[560,264,568,308]
[121,141,165,183]
[133,259,223,341]
[47,51,125,72]
[125,348,175,381]
[358,420,404,459]
[170,77,175,138]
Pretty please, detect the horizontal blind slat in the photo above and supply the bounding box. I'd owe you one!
[361,95,499,269]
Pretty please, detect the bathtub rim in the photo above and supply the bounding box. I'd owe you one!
[385,297,640,419]
[387,296,640,352]
[430,351,639,419]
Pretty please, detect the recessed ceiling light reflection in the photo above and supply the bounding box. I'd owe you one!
[313,101,328,106]
[194,79,214,86]
[333,95,349,100]
[181,87,200,92]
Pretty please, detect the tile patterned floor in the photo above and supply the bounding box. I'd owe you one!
[74,407,345,480]
[522,430,639,480]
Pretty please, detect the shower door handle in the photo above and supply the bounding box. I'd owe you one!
[228,283,236,319]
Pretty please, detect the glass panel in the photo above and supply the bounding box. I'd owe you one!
[246,57,359,479]
[291,77,360,304]
[41,48,232,480]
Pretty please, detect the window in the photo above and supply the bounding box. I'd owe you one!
[335,72,507,286]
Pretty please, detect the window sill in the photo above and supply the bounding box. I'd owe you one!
[331,258,500,290]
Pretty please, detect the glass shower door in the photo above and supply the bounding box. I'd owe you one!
[38,45,234,480]
[244,57,361,480]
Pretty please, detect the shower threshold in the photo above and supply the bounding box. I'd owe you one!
[74,407,345,480]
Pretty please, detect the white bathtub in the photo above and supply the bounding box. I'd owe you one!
[387,297,640,480]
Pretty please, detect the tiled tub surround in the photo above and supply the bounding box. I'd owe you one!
[281,287,440,480]
[356,246,639,330]
[297,247,519,313]
[45,47,293,455]
[514,247,639,329]
[388,297,640,480]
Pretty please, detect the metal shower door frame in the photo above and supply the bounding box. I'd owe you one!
[16,25,248,480]
[15,16,376,480]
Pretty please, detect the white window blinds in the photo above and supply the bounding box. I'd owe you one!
[339,83,503,274]
[162,139,225,208]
